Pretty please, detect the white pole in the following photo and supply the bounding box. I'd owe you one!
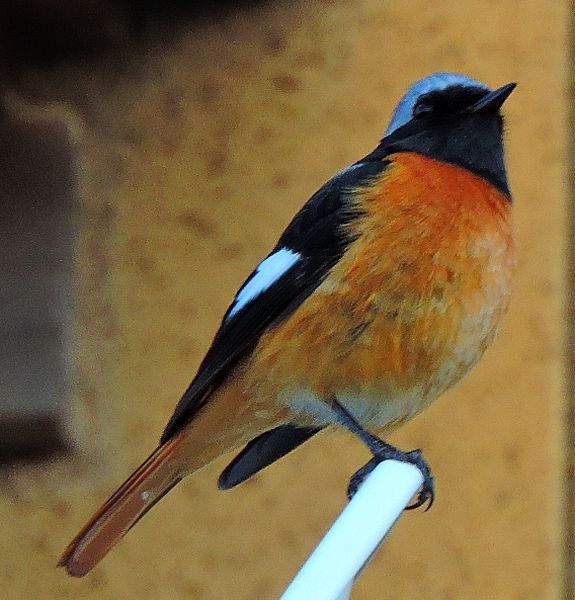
[280,460,424,600]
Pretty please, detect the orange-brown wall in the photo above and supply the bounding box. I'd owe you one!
[2,1,569,598]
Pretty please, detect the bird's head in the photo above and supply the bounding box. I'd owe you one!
[382,72,516,196]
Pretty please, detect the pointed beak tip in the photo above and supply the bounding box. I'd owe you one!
[504,81,518,95]
[469,81,517,113]
[497,81,517,104]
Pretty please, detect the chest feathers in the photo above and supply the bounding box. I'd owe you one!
[248,152,515,427]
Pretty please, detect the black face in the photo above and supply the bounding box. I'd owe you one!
[380,85,511,197]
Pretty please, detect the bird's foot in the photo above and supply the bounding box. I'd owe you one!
[347,445,434,511]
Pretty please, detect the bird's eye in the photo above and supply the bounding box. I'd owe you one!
[413,102,433,119]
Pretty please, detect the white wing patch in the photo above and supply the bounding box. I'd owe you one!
[228,248,301,319]
[336,162,363,177]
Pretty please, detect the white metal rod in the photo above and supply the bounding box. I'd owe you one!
[280,459,424,600]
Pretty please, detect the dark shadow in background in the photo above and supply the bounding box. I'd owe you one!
[0,0,270,72]
[0,112,75,461]
[0,0,268,462]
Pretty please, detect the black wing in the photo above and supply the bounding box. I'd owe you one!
[161,158,388,443]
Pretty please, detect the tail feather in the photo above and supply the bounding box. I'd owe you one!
[58,436,182,577]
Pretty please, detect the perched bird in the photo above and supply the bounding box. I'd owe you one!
[60,72,516,577]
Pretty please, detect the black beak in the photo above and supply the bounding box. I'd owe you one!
[467,82,516,113]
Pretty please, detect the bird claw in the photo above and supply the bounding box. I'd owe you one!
[347,456,380,500]
[403,449,434,510]
[347,447,435,511]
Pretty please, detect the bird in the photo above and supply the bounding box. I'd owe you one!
[59,72,516,577]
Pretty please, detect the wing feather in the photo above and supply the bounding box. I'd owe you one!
[161,159,389,442]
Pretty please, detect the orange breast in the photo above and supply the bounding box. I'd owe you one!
[243,152,515,429]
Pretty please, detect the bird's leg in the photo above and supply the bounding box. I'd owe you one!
[331,398,434,510]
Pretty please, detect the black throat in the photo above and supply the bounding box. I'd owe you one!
[369,110,511,198]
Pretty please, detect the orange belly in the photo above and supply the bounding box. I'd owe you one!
[241,152,515,430]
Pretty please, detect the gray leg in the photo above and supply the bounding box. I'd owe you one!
[332,399,435,509]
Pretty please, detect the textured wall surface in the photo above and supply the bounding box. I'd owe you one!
[2,1,568,598]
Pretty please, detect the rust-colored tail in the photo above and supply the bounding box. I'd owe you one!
[58,436,183,577]
[59,377,277,577]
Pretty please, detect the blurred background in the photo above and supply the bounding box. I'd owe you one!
[0,0,569,598]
